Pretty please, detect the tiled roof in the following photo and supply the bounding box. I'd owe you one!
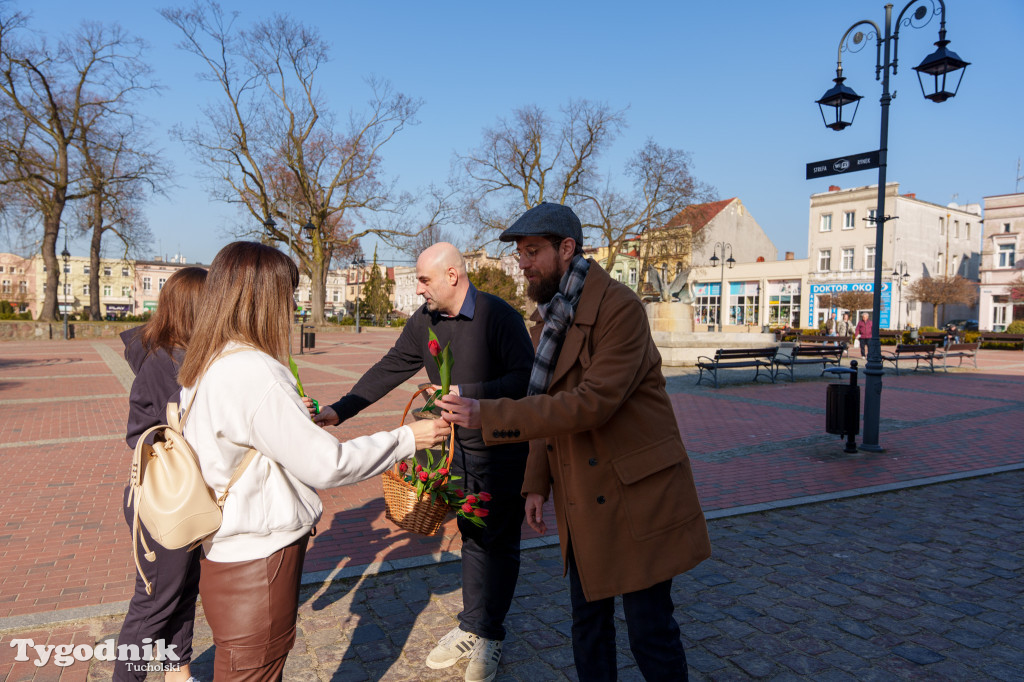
[662,198,735,232]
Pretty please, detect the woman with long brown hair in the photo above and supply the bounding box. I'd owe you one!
[178,241,446,680]
[117,266,208,682]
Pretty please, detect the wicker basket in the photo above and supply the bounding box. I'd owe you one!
[381,385,454,536]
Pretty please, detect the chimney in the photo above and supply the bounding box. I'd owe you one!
[904,193,916,199]
[785,251,795,260]
[828,185,840,192]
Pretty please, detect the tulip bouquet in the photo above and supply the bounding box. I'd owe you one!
[391,328,491,527]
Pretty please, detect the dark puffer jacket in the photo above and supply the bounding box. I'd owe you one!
[121,327,184,449]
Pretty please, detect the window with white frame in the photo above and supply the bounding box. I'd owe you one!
[843,211,855,230]
[158,277,167,291]
[954,221,960,238]
[867,208,877,226]
[1,280,9,294]
[121,286,131,296]
[629,267,637,285]
[0,265,4,272]
[993,296,1009,331]
[1004,223,1011,233]
[818,249,832,271]
[939,217,945,235]
[82,283,89,295]
[966,223,971,239]
[103,285,112,296]
[143,276,152,292]
[103,266,112,276]
[122,268,130,277]
[63,283,71,295]
[998,243,1016,268]
[83,265,90,275]
[819,214,832,232]
[18,281,27,294]
[841,248,855,271]
[864,246,875,270]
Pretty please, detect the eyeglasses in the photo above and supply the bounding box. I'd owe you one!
[512,239,564,262]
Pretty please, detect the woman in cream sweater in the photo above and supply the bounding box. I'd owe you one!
[177,241,446,680]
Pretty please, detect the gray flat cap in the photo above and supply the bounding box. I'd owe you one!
[499,202,583,245]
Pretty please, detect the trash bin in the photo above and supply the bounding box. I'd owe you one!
[302,325,316,350]
[824,361,859,453]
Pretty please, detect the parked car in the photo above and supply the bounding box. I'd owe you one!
[944,319,979,331]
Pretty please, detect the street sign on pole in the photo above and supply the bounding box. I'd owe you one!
[806,150,881,180]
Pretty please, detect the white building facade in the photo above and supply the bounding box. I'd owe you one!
[978,192,1023,332]
[807,183,980,329]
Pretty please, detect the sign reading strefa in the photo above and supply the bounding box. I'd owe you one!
[806,150,881,179]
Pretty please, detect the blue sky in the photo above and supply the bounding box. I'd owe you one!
[7,0,1022,265]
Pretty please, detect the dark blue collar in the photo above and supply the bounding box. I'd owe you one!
[435,283,477,321]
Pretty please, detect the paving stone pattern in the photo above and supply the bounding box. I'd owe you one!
[2,471,1021,680]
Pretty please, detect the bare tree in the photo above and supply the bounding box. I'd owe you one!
[72,116,168,319]
[581,139,715,275]
[455,100,626,243]
[162,2,429,324]
[906,275,979,327]
[0,7,155,320]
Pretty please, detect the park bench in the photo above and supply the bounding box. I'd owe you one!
[919,331,950,345]
[773,344,845,382]
[881,343,937,375]
[935,340,982,370]
[696,347,778,388]
[797,334,845,345]
[879,329,903,343]
[982,332,1024,350]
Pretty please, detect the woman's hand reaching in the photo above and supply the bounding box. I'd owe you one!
[408,417,450,450]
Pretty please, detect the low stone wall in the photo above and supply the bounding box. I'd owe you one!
[0,320,141,341]
[653,330,780,367]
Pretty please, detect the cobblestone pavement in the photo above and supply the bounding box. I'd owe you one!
[2,330,1023,679]
[3,470,1021,680]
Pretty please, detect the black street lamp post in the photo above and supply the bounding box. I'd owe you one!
[815,0,967,452]
[709,242,735,332]
[60,232,71,340]
[891,261,910,329]
[351,256,366,334]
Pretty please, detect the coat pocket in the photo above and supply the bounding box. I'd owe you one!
[612,436,703,542]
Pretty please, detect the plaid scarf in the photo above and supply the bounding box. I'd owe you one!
[528,255,590,396]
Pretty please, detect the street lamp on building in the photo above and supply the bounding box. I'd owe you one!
[709,242,735,332]
[60,232,71,340]
[351,256,366,334]
[815,0,968,452]
[891,261,910,329]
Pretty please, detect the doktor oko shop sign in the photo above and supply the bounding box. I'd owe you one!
[807,281,891,328]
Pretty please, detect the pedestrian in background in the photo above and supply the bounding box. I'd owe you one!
[854,311,872,357]
[836,312,855,355]
[439,203,711,681]
[116,266,207,682]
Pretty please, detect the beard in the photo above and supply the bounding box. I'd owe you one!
[526,270,562,304]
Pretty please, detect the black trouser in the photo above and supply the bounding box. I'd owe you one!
[567,544,687,681]
[451,449,528,641]
[114,488,201,681]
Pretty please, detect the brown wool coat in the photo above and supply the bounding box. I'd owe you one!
[480,262,711,601]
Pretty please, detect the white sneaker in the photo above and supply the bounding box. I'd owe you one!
[426,626,478,669]
[465,637,502,682]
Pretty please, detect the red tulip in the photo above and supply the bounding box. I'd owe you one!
[415,464,423,473]
[418,471,428,482]
[398,461,408,474]
[428,339,442,357]
[478,492,492,502]
[473,507,489,518]
[461,502,473,513]
[437,468,449,476]
[466,495,478,505]
[455,489,465,498]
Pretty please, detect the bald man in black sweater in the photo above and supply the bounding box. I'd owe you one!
[315,242,533,682]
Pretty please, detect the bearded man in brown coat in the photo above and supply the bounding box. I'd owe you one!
[440,202,711,680]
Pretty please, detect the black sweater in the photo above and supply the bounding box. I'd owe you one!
[329,288,534,457]
[122,327,184,450]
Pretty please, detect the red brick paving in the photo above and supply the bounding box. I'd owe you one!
[0,330,1022,623]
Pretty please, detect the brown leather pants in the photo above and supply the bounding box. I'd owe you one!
[199,535,309,681]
